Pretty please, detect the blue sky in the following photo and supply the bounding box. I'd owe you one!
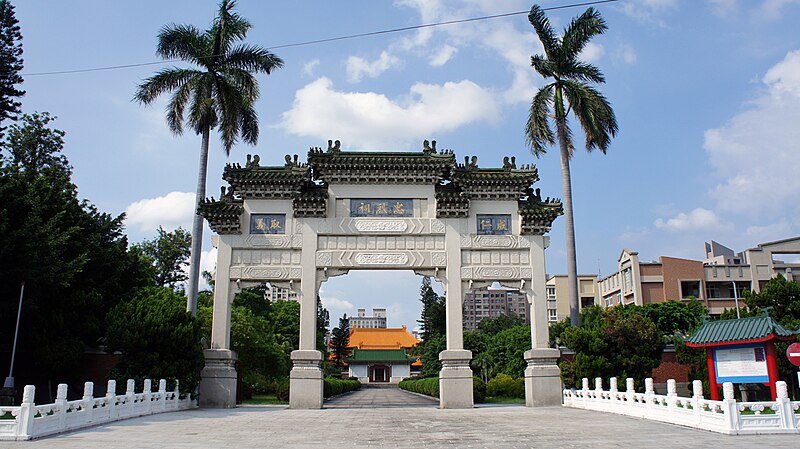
[13,0,800,329]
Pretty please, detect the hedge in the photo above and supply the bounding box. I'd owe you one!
[486,373,525,399]
[399,376,486,403]
[323,376,361,398]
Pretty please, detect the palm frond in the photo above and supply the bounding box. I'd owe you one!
[222,44,284,74]
[156,25,209,66]
[562,7,607,61]
[528,5,560,59]
[212,0,252,61]
[133,68,203,104]
[165,77,196,135]
[239,99,259,146]
[188,75,216,134]
[213,78,244,154]
[525,84,555,157]
[560,60,605,84]
[561,79,617,153]
[530,54,555,78]
[223,68,259,102]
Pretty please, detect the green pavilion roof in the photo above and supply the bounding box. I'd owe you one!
[344,348,416,363]
[685,314,799,347]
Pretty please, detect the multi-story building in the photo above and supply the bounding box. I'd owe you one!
[598,237,800,315]
[545,275,600,323]
[462,285,530,331]
[265,285,298,302]
[349,308,387,328]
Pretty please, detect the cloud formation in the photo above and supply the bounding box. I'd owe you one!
[279,77,500,149]
[125,191,195,233]
[346,51,401,83]
[654,208,732,232]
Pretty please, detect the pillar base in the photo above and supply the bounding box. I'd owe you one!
[290,350,323,409]
[199,349,238,408]
[439,349,473,409]
[524,348,562,407]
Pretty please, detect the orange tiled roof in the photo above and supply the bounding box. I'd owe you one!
[348,326,420,350]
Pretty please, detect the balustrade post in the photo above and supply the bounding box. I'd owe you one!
[82,382,94,423]
[143,379,152,415]
[126,379,135,417]
[55,384,68,430]
[644,378,655,410]
[158,379,167,412]
[581,378,589,407]
[16,385,36,440]
[666,379,677,408]
[594,377,603,401]
[692,379,703,424]
[106,380,117,419]
[774,381,796,430]
[609,377,618,402]
[625,378,635,407]
[174,380,181,409]
[722,382,739,432]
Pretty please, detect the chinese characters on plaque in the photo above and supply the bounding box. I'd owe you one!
[350,199,413,217]
[477,214,511,235]
[250,214,286,234]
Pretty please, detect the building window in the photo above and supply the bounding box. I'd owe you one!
[681,280,701,299]
[477,214,511,235]
[548,309,558,322]
[250,214,285,234]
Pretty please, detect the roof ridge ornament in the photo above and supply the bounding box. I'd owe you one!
[423,139,437,154]
[245,154,261,169]
[503,156,517,171]
[327,139,341,153]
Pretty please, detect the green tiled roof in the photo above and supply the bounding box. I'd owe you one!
[344,349,416,362]
[686,314,799,347]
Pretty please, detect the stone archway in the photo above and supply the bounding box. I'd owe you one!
[198,140,563,409]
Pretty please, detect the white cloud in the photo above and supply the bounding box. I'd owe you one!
[654,208,732,232]
[760,0,800,20]
[346,51,401,83]
[619,0,679,25]
[580,42,605,63]
[704,49,800,217]
[321,295,355,314]
[279,77,500,149]
[617,43,637,64]
[303,59,320,77]
[429,44,457,66]
[125,191,195,233]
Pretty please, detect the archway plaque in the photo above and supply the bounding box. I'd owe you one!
[198,140,563,409]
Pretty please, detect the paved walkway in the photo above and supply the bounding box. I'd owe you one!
[5,401,800,448]
[324,383,439,408]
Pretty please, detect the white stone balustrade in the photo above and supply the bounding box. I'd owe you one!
[0,379,196,441]
[563,377,800,435]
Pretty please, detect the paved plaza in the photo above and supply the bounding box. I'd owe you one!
[4,385,799,448]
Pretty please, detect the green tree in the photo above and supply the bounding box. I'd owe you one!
[417,333,446,377]
[548,317,571,348]
[0,113,149,389]
[317,296,330,354]
[417,276,445,339]
[485,325,531,378]
[0,0,24,135]
[525,5,617,326]
[266,299,300,350]
[330,314,351,367]
[132,226,192,290]
[477,313,525,336]
[229,306,290,396]
[134,0,283,315]
[106,287,205,394]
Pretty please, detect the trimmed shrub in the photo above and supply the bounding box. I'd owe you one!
[487,373,524,398]
[399,376,440,397]
[323,376,361,398]
[472,376,487,403]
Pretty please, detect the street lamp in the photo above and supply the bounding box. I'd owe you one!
[731,280,740,319]
[3,282,25,389]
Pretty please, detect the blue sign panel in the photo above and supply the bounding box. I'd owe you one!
[477,214,511,235]
[713,343,769,383]
[250,214,286,234]
[350,199,413,217]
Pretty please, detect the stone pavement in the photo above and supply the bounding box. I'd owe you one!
[324,383,439,408]
[4,390,800,448]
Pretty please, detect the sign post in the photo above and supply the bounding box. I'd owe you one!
[787,342,800,398]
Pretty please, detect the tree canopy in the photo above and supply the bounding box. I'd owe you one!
[0,0,24,135]
[132,226,191,290]
[330,314,351,367]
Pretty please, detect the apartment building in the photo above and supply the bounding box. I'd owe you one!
[349,308,387,328]
[545,275,600,323]
[463,285,530,331]
[265,285,298,302]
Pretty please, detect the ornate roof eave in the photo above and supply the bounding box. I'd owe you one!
[198,197,244,235]
[518,188,563,235]
[223,153,311,199]
[452,155,539,201]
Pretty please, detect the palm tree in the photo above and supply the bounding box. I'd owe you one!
[134,0,283,315]
[525,5,617,326]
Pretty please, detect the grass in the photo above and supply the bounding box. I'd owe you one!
[484,396,525,404]
[242,394,287,405]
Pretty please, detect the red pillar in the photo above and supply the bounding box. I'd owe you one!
[765,341,779,400]
[707,347,720,400]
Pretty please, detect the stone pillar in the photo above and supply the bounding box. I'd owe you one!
[290,219,323,409]
[200,237,238,408]
[524,235,562,407]
[438,221,473,409]
[199,349,237,408]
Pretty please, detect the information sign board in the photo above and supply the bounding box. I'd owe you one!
[714,343,769,383]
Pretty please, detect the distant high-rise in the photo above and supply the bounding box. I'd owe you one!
[349,308,387,328]
[462,285,529,331]
[265,285,298,302]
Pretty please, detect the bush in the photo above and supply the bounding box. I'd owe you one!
[241,372,271,399]
[399,376,439,397]
[472,376,486,403]
[323,376,361,398]
[487,373,525,398]
[275,377,290,402]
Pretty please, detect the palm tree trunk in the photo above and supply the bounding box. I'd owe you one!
[186,126,211,315]
[556,117,580,327]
